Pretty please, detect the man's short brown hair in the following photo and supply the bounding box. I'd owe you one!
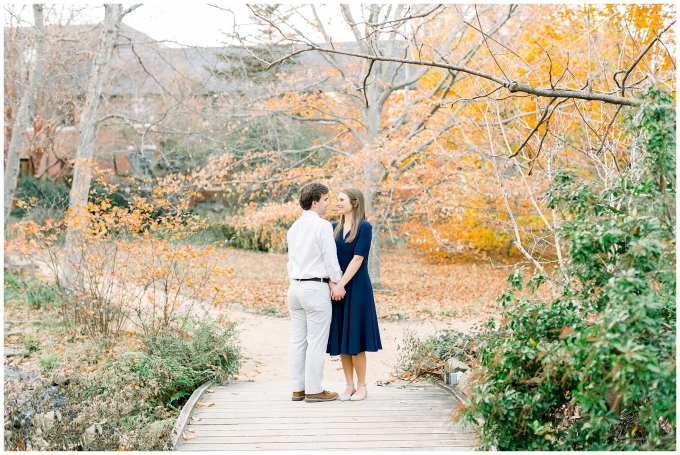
[298,183,329,210]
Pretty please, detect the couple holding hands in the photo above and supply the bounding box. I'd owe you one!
[286,183,382,403]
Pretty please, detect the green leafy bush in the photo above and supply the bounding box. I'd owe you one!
[3,270,62,309]
[131,315,241,407]
[10,177,136,228]
[397,328,473,380]
[458,87,676,450]
[11,177,70,221]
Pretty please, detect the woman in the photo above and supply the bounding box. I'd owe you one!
[327,188,382,401]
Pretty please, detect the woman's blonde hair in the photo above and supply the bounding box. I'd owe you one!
[333,188,366,243]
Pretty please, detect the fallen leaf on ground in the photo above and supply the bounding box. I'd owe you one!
[182,433,195,441]
[191,417,202,421]
[207,247,516,322]
[206,389,214,393]
[195,402,215,408]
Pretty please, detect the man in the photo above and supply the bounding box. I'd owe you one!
[287,182,345,403]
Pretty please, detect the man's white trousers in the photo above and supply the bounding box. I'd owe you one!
[287,280,332,395]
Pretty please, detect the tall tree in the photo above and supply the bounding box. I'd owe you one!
[235,4,674,286]
[62,4,140,287]
[4,4,47,227]
[233,4,518,288]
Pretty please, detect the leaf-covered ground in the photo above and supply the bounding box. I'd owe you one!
[211,245,514,321]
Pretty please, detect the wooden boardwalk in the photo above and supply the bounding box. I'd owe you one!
[177,380,477,451]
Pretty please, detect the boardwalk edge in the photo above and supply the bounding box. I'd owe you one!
[171,381,213,449]
[434,380,466,404]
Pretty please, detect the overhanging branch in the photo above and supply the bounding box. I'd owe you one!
[255,44,643,106]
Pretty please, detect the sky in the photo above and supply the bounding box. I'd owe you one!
[4,3,364,48]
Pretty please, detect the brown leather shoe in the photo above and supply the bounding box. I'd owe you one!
[305,390,339,402]
[292,391,305,401]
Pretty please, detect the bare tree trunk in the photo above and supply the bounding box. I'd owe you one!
[4,4,47,228]
[364,101,387,289]
[365,186,384,288]
[61,4,124,288]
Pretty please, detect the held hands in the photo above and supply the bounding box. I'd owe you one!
[330,282,346,301]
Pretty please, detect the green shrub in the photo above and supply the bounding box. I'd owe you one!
[458,87,676,450]
[397,328,473,381]
[131,315,242,407]
[3,270,62,309]
[11,177,70,221]
[9,177,138,231]
[426,329,474,363]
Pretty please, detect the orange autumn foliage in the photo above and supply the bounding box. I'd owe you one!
[5,177,234,335]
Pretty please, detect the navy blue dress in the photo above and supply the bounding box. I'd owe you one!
[327,220,382,356]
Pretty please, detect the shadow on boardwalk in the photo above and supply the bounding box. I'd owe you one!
[177,380,477,451]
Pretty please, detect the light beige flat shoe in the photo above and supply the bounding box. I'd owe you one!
[339,382,356,401]
[350,382,367,401]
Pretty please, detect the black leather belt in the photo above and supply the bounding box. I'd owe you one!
[296,277,330,283]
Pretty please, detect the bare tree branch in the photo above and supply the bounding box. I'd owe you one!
[254,41,644,105]
[341,4,443,29]
[509,97,557,159]
[475,5,509,82]
[614,19,675,96]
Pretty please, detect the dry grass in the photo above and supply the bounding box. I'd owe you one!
[208,245,516,321]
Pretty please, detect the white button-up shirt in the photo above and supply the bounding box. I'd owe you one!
[287,210,343,283]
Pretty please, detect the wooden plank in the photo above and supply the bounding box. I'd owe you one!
[214,386,447,393]
[205,398,454,402]
[212,385,447,391]
[179,440,476,450]
[201,402,453,407]
[179,447,475,452]
[181,433,475,442]
[193,409,454,416]
[201,395,457,409]
[191,409,456,416]
[179,447,474,452]
[183,428,474,436]
[204,392,453,398]
[214,390,449,394]
[186,421,473,429]
[193,410,460,422]
[190,416,457,423]
[191,411,455,417]
[179,439,477,447]
[207,395,453,400]
[186,424,475,434]
[186,416,462,428]
[205,394,453,398]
